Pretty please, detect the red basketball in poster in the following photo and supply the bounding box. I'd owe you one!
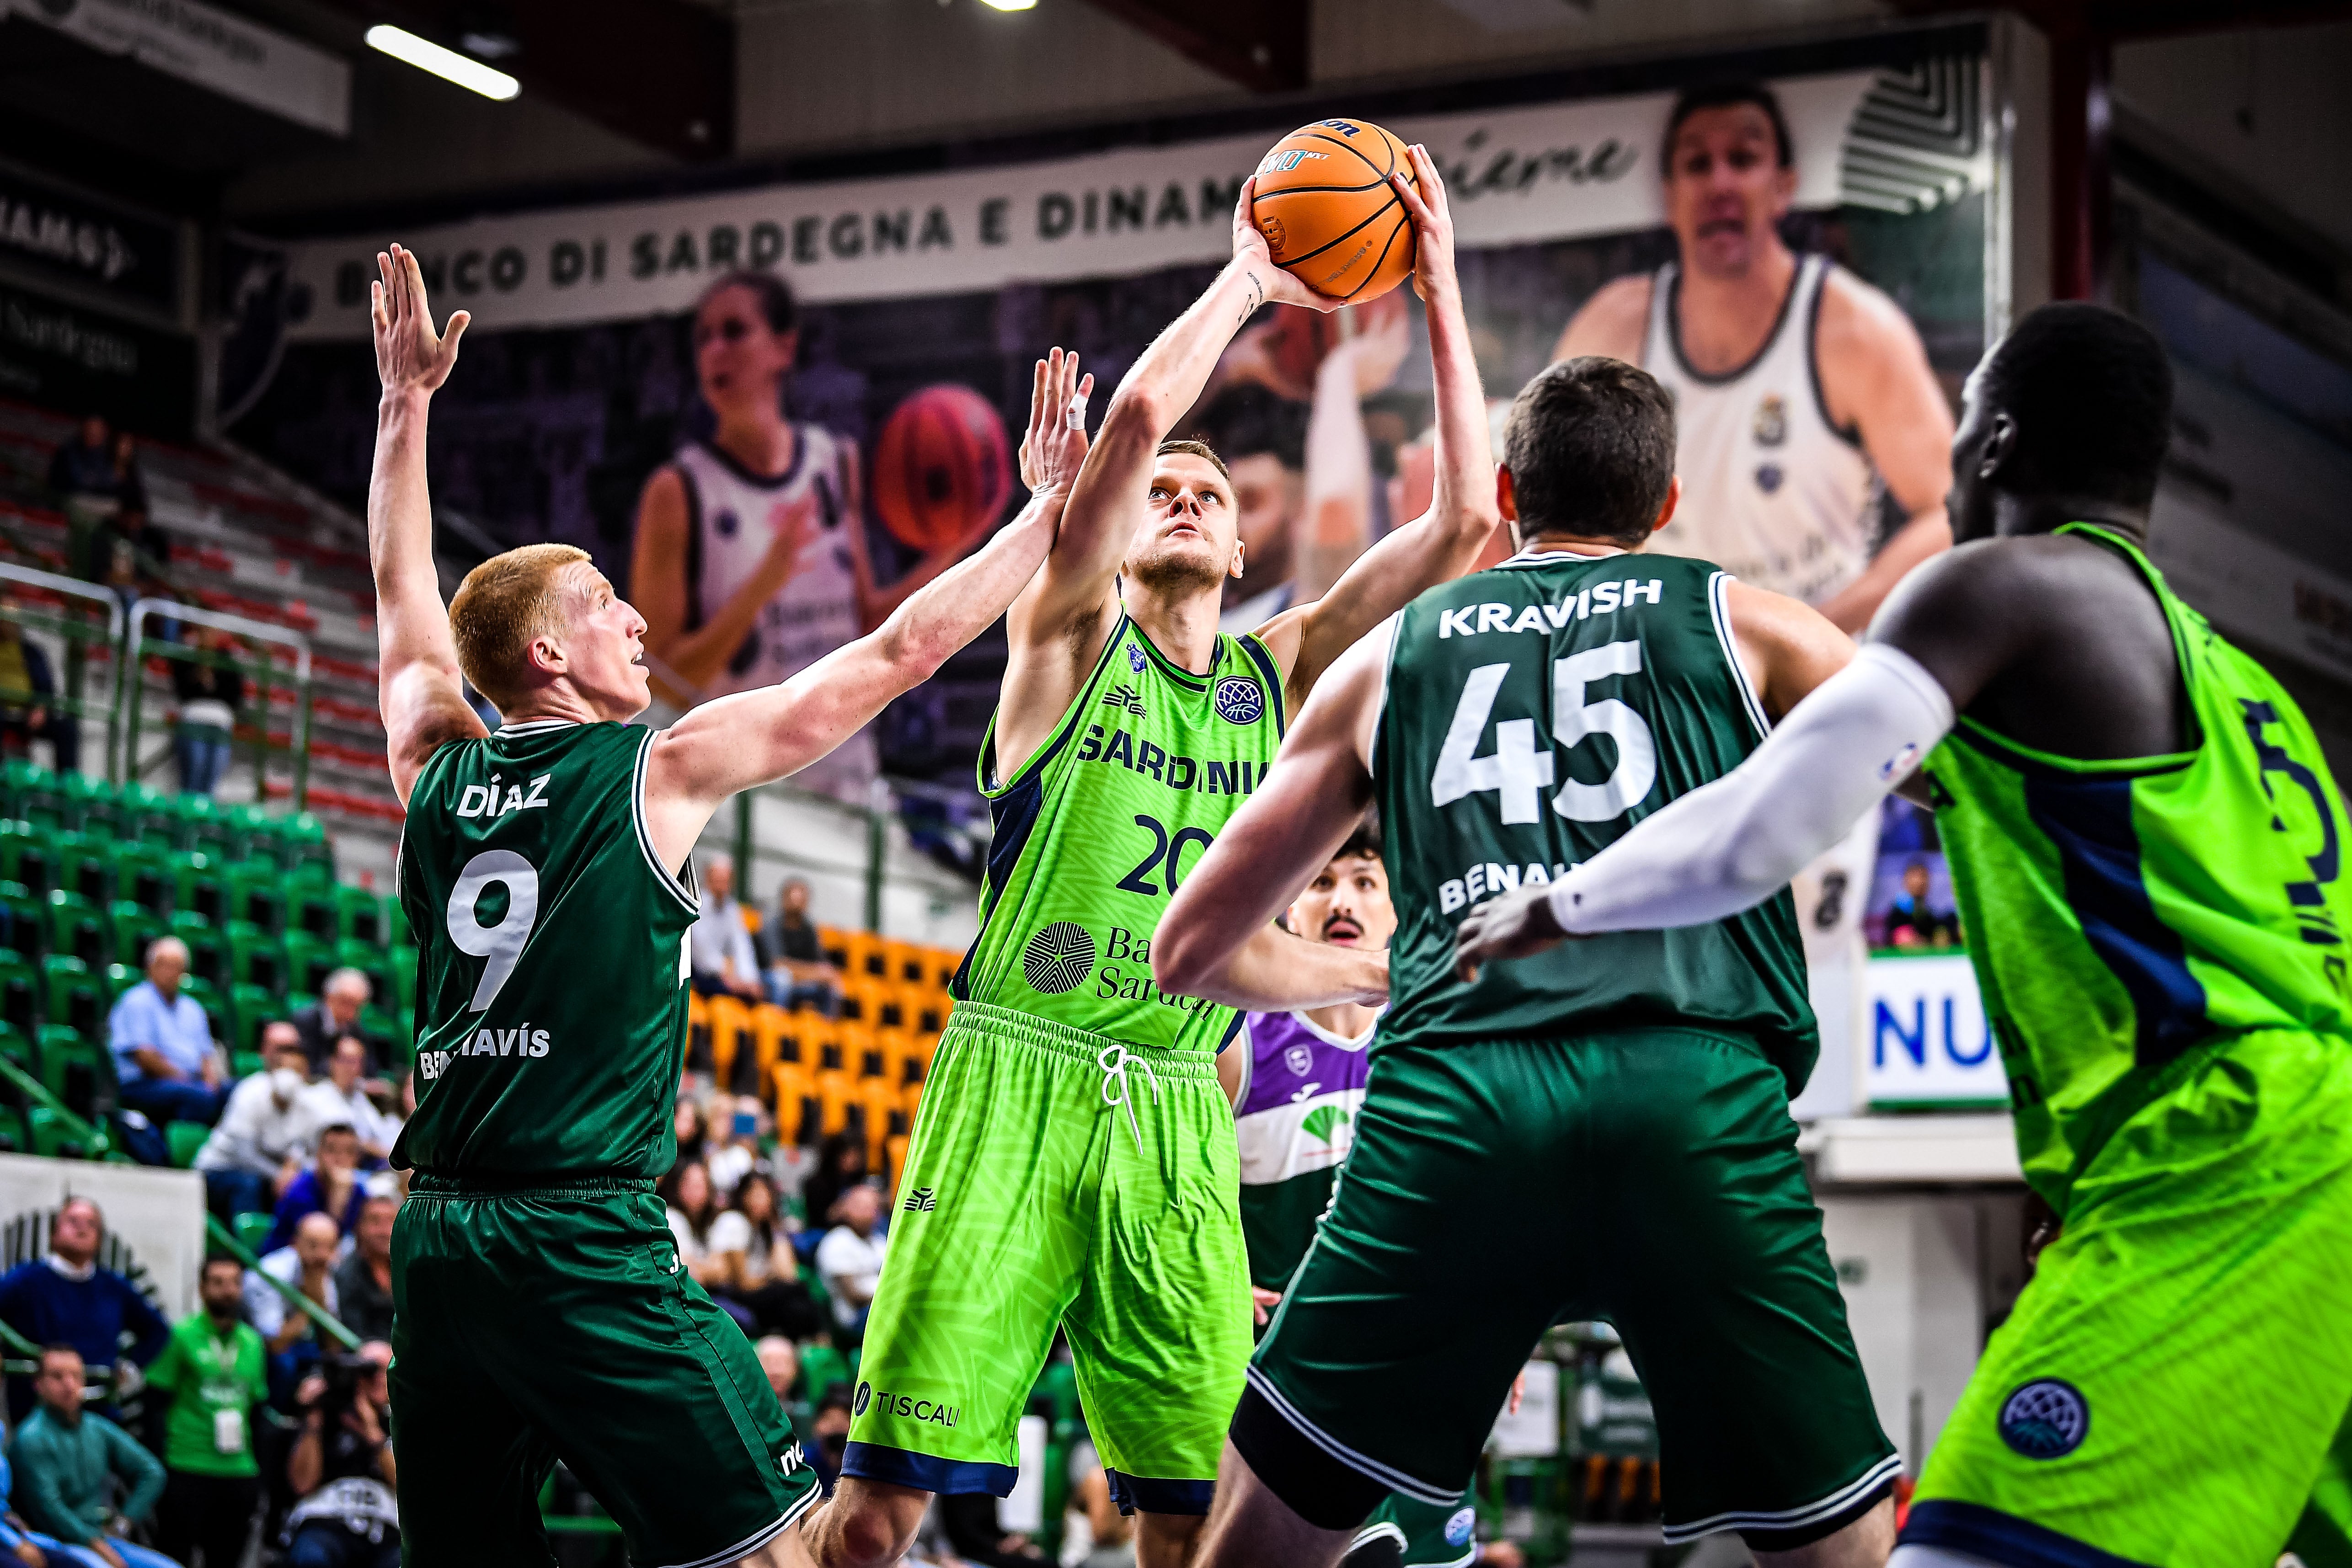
[870,384,1014,553]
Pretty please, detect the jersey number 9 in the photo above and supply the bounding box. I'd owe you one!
[446,849,542,1011]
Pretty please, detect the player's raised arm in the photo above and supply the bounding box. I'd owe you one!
[367,244,487,805]
[1156,622,1392,1011]
[640,352,1093,867]
[1255,147,1500,709]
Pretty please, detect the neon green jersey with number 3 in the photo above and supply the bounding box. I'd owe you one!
[955,613,1287,1053]
[394,719,700,1178]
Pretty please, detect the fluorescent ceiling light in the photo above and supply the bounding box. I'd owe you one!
[365,24,521,100]
[976,0,1038,11]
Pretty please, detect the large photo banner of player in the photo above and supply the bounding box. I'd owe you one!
[222,34,1996,833]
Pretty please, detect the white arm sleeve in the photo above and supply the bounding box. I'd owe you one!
[1548,643,1956,934]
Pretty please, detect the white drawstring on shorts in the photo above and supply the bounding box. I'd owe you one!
[1097,1044,1160,1154]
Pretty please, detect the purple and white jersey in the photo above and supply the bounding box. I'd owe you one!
[1234,1009,1374,1290]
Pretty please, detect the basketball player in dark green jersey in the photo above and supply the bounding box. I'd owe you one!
[1458,305,2352,1568]
[1157,355,1902,1565]
[366,245,1097,1568]
[816,146,1499,1568]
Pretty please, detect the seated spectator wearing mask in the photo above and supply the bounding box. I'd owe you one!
[147,1257,267,1568]
[246,1213,342,1398]
[759,878,841,1013]
[297,1039,399,1165]
[284,1342,397,1568]
[333,1192,399,1344]
[289,971,379,1079]
[0,612,78,775]
[7,1345,172,1568]
[106,939,228,1134]
[265,1125,364,1253]
[194,1026,314,1219]
[0,1200,166,1424]
[813,1183,887,1346]
[708,1173,821,1340]
[689,855,762,1000]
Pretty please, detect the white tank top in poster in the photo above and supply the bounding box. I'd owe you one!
[1641,254,1878,607]
[671,428,877,800]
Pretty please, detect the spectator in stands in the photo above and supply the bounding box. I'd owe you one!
[169,627,244,799]
[0,1199,167,1422]
[8,1344,171,1568]
[0,611,77,775]
[755,1334,825,1472]
[0,1445,79,1568]
[1886,857,1961,949]
[148,1256,267,1568]
[264,1125,364,1254]
[333,1191,398,1344]
[690,855,762,1000]
[107,937,229,1133]
[670,1097,707,1171]
[43,417,113,505]
[283,1341,396,1568]
[800,1132,866,1237]
[659,1162,732,1304]
[710,1173,821,1340]
[814,1183,887,1346]
[805,1383,853,1494]
[705,1094,764,1197]
[760,878,840,1014]
[247,1212,340,1404]
[1065,1445,1138,1568]
[289,971,375,1077]
[298,1037,399,1166]
[106,433,145,518]
[193,1024,314,1220]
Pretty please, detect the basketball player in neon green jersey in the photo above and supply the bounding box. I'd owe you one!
[365,244,1099,1568]
[812,147,1499,1568]
[1460,304,2352,1568]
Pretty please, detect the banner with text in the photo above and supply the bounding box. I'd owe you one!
[2,0,349,135]
[276,71,1874,341]
[1863,952,2008,1109]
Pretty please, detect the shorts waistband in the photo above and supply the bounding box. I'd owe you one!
[407,1173,656,1198]
[941,1000,1221,1080]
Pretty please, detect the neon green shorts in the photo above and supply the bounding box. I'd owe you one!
[1904,1029,2352,1567]
[844,1001,1251,1514]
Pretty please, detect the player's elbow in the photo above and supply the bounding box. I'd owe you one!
[876,614,954,688]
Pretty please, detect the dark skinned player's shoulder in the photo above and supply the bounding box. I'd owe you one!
[1874,530,2184,761]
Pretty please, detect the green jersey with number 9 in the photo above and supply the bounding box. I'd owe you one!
[956,613,1287,1052]
[392,718,700,1177]
[1372,550,1817,1086]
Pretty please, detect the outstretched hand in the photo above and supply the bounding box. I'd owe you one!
[1451,881,1580,983]
[1018,347,1096,498]
[1390,144,1457,302]
[1233,177,1340,314]
[371,243,469,398]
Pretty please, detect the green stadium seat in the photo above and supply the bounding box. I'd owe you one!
[224,804,275,864]
[798,1344,851,1405]
[106,842,172,913]
[291,885,337,942]
[0,949,36,1034]
[102,962,140,1002]
[41,955,103,1038]
[0,1104,31,1155]
[225,921,287,995]
[173,794,232,856]
[62,774,120,838]
[36,1024,113,1123]
[0,881,40,962]
[166,1120,209,1168]
[44,889,108,968]
[177,974,228,1045]
[333,886,385,948]
[117,782,178,850]
[228,983,283,1055]
[167,912,230,989]
[278,813,333,877]
[1,761,64,830]
[283,931,334,997]
[0,821,58,898]
[337,943,392,1009]
[25,1104,91,1161]
[170,851,228,925]
[225,861,284,936]
[58,836,115,906]
[0,1019,39,1090]
[109,903,164,970]
[233,1211,274,1255]
[231,1051,265,1080]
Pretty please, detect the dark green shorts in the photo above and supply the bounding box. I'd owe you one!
[391,1176,818,1568]
[1241,1027,1896,1552]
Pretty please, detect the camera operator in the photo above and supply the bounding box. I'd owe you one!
[283,1343,396,1568]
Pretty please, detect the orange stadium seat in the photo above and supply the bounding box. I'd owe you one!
[754,1004,799,1079]
[770,1061,812,1141]
[815,1069,854,1139]
[884,1134,910,1198]
[706,995,753,1092]
[900,1077,923,1125]
[858,1078,897,1164]
[815,926,851,970]
[684,991,711,1070]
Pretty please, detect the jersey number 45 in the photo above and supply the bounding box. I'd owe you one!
[1430,641,1657,826]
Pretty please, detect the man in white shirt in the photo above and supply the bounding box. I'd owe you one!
[690,854,762,1000]
[295,1036,402,1165]
[813,1184,887,1344]
[195,1024,315,1217]
[245,1212,342,1355]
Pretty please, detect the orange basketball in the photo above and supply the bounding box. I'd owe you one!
[1250,117,1418,304]
[870,384,1013,553]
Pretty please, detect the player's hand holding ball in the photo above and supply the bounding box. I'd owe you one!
[1018,347,1095,502]
[1391,143,1459,304]
[1453,881,1582,983]
[1247,117,1429,306]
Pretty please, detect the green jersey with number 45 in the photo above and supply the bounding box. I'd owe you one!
[393,718,700,1178]
[955,613,1286,1052]
[1374,550,1817,1084]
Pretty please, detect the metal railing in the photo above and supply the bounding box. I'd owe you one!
[0,564,124,777]
[119,597,314,812]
